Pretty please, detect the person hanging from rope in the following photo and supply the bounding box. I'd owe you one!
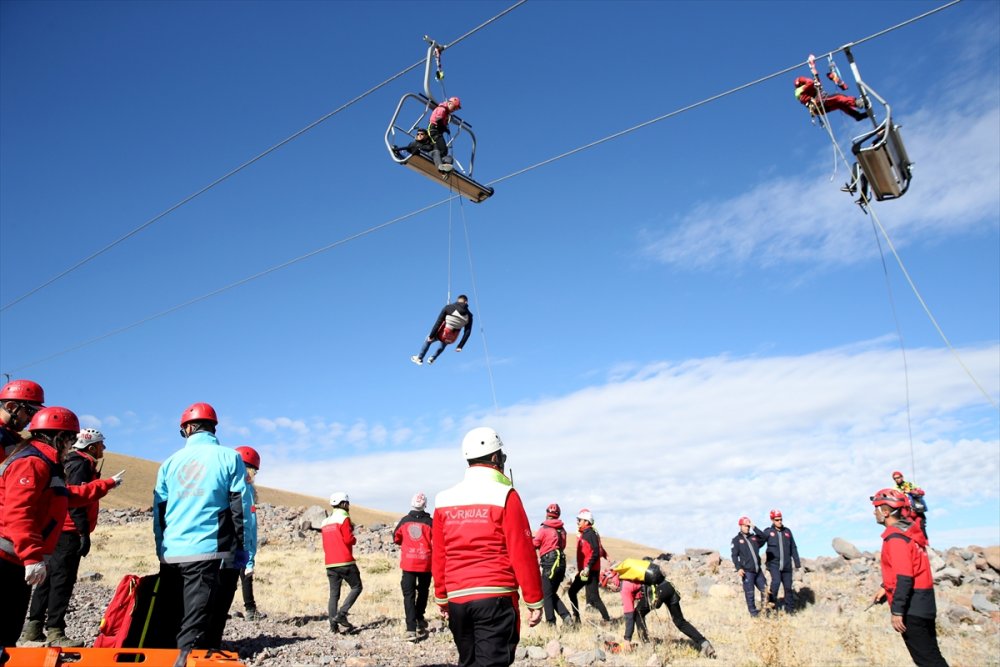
[411,294,473,366]
[892,471,929,539]
[392,128,435,160]
[427,96,461,173]
[794,76,867,121]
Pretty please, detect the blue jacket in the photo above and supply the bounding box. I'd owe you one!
[731,531,765,573]
[755,525,801,572]
[153,432,254,564]
[246,484,258,570]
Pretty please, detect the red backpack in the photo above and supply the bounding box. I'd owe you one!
[437,323,459,344]
[94,574,178,648]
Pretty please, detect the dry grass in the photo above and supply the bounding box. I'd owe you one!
[87,522,999,666]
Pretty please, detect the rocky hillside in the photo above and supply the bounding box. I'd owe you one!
[33,506,999,667]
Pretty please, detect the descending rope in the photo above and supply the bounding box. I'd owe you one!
[0,0,529,314]
[458,193,500,414]
[818,114,997,410]
[447,187,454,304]
[5,1,970,373]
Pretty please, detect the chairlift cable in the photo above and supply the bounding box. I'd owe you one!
[4,1,969,374]
[0,0,529,314]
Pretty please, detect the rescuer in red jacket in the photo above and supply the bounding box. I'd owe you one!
[870,488,948,667]
[432,427,543,667]
[567,508,611,623]
[0,407,123,648]
[533,502,573,626]
[794,76,867,121]
[393,492,433,642]
[323,491,362,634]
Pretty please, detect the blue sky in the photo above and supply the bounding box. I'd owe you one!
[1,1,997,558]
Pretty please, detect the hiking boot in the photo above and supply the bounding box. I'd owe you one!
[410,355,423,366]
[335,616,356,633]
[245,609,267,621]
[438,164,454,173]
[561,615,576,626]
[415,617,428,632]
[19,620,44,643]
[45,627,84,648]
[405,631,418,642]
[700,640,717,659]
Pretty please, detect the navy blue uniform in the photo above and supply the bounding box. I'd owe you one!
[755,525,801,613]
[731,530,766,616]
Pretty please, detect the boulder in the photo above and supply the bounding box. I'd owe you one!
[705,552,722,571]
[974,557,988,571]
[527,646,548,660]
[685,548,716,558]
[546,639,562,659]
[985,546,1000,573]
[946,604,977,625]
[567,649,605,666]
[819,558,847,574]
[297,505,328,532]
[850,562,870,576]
[928,549,946,572]
[832,538,862,560]
[972,593,1000,614]
[934,567,963,586]
[960,549,975,561]
[514,646,529,660]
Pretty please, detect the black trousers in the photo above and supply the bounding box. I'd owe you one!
[901,615,949,667]
[741,570,767,615]
[239,568,256,612]
[568,572,610,621]
[539,555,569,623]
[448,596,519,667]
[767,566,794,612]
[28,531,82,630]
[664,600,706,645]
[427,126,450,163]
[204,567,240,648]
[327,563,363,626]
[159,560,221,650]
[0,558,31,647]
[401,570,431,632]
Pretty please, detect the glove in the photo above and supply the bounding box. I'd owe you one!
[25,561,47,585]
[233,549,250,570]
[111,470,125,487]
[79,533,91,558]
[579,571,589,582]
[245,564,254,579]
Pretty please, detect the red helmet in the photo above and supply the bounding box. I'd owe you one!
[871,488,909,510]
[180,402,218,426]
[769,509,782,520]
[0,379,45,404]
[448,96,461,109]
[739,516,751,527]
[235,446,261,470]
[794,76,811,87]
[891,471,904,479]
[546,503,561,518]
[28,406,80,433]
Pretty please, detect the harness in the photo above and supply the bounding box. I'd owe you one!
[0,444,67,557]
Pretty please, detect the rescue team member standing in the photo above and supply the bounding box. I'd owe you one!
[433,427,543,667]
[871,489,948,667]
[323,491,363,634]
[153,403,252,667]
[0,379,45,463]
[23,428,111,646]
[393,492,433,642]
[533,502,573,626]
[755,509,800,613]
[731,516,766,617]
[0,407,123,648]
[568,509,611,623]
[206,446,263,647]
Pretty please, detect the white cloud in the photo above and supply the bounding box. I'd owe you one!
[642,89,1000,270]
[260,341,999,557]
[80,414,101,428]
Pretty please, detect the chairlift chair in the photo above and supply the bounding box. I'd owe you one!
[384,40,494,203]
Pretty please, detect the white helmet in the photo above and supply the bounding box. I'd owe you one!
[329,491,350,506]
[461,427,503,459]
[73,428,105,449]
[577,508,594,523]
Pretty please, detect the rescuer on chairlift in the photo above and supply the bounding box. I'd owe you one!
[794,76,867,121]
[428,97,462,173]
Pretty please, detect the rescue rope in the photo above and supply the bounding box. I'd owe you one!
[457,193,500,415]
[447,184,454,304]
[0,0,530,313]
[6,1,970,373]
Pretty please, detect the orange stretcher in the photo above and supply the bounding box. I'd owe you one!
[0,647,246,667]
